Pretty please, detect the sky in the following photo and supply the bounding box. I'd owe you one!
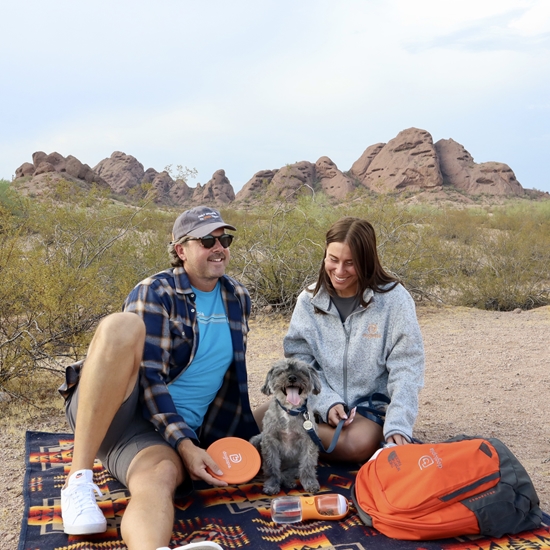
[2,0,550,193]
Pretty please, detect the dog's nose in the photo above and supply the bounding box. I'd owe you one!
[288,375,297,384]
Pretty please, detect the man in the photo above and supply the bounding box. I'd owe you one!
[58,206,259,550]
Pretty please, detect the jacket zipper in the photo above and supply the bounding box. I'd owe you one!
[342,305,365,405]
[342,317,351,404]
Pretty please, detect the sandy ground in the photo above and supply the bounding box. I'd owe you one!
[1,304,549,548]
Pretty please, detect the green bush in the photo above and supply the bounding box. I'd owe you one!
[1,187,549,402]
[452,212,550,310]
[0,191,172,398]
[228,198,333,310]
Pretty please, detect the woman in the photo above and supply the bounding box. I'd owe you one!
[283,216,425,462]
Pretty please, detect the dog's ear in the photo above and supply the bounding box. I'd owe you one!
[261,368,274,396]
[309,366,322,395]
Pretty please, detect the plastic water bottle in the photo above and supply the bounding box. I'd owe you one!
[271,494,349,523]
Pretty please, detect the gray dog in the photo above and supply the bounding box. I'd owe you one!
[250,358,322,495]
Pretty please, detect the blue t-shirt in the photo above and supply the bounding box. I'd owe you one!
[167,282,233,432]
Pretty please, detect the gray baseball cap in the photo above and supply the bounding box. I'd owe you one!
[172,206,236,240]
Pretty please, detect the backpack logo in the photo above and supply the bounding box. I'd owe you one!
[418,455,435,469]
[419,448,443,470]
[387,450,402,471]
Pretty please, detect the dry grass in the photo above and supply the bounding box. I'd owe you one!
[1,305,549,548]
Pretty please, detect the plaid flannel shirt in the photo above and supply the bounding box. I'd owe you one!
[59,267,259,450]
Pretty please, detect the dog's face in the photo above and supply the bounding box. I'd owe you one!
[261,358,321,408]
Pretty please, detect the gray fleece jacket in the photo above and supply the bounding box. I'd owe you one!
[283,283,425,441]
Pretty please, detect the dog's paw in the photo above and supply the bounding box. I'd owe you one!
[301,479,320,494]
[263,480,281,495]
[281,474,298,489]
[283,479,298,489]
[249,434,262,450]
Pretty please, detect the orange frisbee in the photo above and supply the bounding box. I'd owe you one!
[206,437,261,484]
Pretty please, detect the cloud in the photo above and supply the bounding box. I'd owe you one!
[1,0,549,192]
[395,0,549,52]
[509,0,550,36]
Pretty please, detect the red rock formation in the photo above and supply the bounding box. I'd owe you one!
[435,138,524,196]
[235,170,278,202]
[267,161,316,200]
[14,151,107,188]
[349,143,385,183]
[315,156,356,199]
[93,151,146,194]
[360,128,443,193]
[193,170,235,205]
[13,131,528,206]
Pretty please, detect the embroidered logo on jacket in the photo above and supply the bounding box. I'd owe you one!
[364,324,381,338]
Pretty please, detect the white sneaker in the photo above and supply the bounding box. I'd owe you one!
[157,543,223,549]
[61,469,107,535]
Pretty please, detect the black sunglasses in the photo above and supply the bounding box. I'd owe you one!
[185,234,234,249]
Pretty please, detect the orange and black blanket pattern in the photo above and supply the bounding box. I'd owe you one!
[19,432,550,550]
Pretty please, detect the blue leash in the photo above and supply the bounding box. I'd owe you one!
[276,393,390,454]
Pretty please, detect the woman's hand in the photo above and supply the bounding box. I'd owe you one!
[386,434,409,446]
[327,405,356,427]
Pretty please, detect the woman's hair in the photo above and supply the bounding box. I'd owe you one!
[168,236,187,267]
[313,217,399,304]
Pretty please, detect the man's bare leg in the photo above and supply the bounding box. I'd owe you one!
[121,445,185,550]
[68,312,145,476]
[62,312,147,535]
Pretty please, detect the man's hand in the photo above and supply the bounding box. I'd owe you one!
[177,439,228,487]
[386,434,409,446]
[327,405,356,427]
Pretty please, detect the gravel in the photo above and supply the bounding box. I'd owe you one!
[1,305,549,548]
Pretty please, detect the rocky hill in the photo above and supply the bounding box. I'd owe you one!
[12,127,542,206]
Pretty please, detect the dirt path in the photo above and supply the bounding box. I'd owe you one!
[1,305,549,548]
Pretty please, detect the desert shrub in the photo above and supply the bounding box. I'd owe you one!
[229,195,451,309]
[450,207,550,310]
[228,198,334,311]
[341,199,445,301]
[1,187,549,403]
[0,195,172,399]
[433,207,489,244]
[0,179,28,216]
[421,202,550,310]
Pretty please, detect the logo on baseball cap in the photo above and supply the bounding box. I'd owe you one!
[172,206,236,240]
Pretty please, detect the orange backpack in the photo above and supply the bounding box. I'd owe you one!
[351,436,542,540]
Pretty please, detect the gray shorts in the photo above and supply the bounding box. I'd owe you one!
[65,377,171,486]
